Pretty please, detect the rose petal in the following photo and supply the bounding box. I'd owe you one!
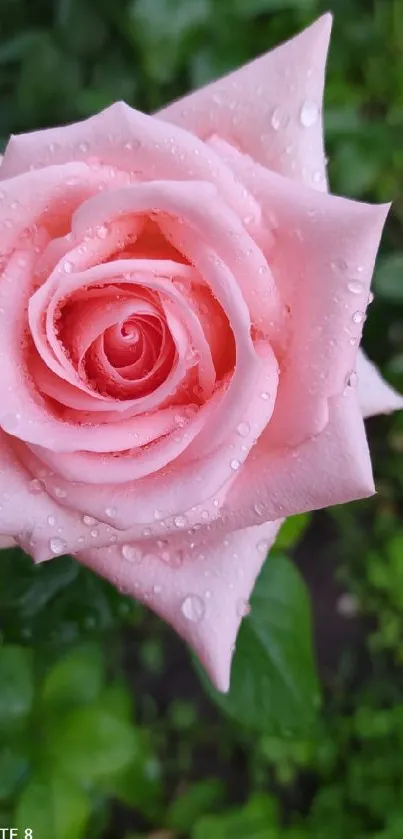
[158,15,332,189]
[208,139,390,445]
[77,519,282,691]
[357,349,403,417]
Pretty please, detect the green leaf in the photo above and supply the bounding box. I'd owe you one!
[166,778,226,832]
[192,794,278,839]
[276,514,311,551]
[15,773,90,839]
[196,555,320,736]
[41,643,105,709]
[0,646,34,730]
[48,705,141,782]
[104,755,163,821]
[373,254,403,303]
[0,747,29,800]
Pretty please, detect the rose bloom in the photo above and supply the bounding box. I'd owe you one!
[0,15,401,689]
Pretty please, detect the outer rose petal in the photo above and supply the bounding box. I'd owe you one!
[0,536,15,549]
[357,349,403,417]
[202,388,375,537]
[78,520,282,692]
[158,15,332,190]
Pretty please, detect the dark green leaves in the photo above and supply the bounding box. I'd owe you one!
[198,555,320,737]
[0,646,34,731]
[373,254,403,303]
[15,773,91,839]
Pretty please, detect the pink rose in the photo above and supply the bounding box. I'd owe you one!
[0,15,401,690]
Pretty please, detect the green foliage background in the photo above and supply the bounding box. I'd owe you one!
[1,0,403,837]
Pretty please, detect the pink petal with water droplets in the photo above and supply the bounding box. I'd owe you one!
[357,349,403,417]
[158,15,332,189]
[77,519,282,691]
[207,137,390,445]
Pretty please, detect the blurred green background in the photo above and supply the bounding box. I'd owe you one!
[1,0,403,837]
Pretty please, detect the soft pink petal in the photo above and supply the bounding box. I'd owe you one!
[0,536,16,549]
[158,15,332,189]
[208,138,390,445]
[201,388,375,537]
[0,103,261,233]
[357,349,403,417]
[78,519,282,691]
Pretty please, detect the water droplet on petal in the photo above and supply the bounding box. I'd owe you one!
[347,280,364,295]
[237,421,250,437]
[300,99,319,127]
[63,261,73,274]
[271,107,288,131]
[230,459,241,471]
[121,544,142,563]
[28,478,45,495]
[90,528,99,538]
[331,258,347,274]
[254,502,265,516]
[54,487,67,498]
[346,370,358,388]
[181,594,205,623]
[174,515,188,529]
[96,224,108,239]
[352,310,365,324]
[260,392,270,401]
[237,598,251,617]
[257,539,270,554]
[78,141,89,153]
[82,515,96,526]
[49,536,67,555]
[47,515,56,526]
[105,506,117,518]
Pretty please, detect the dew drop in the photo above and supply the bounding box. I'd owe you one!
[331,258,348,274]
[212,91,225,106]
[230,458,241,471]
[174,515,188,529]
[260,392,270,401]
[271,107,288,131]
[54,486,67,498]
[47,515,56,526]
[49,536,67,555]
[346,370,358,388]
[181,594,205,623]
[28,478,44,495]
[300,99,319,128]
[237,421,250,437]
[105,506,117,518]
[352,310,365,324]
[96,224,108,239]
[254,502,265,516]
[237,598,251,618]
[78,141,89,153]
[82,514,96,526]
[90,528,99,538]
[347,280,364,295]
[63,260,73,274]
[257,539,270,554]
[121,544,142,563]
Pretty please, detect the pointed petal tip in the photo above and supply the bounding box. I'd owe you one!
[200,642,234,694]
